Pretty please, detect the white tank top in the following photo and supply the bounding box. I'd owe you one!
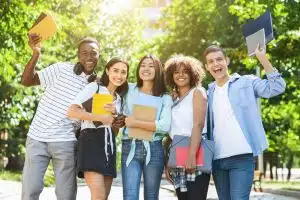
[170,88,197,138]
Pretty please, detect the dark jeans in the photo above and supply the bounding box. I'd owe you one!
[121,139,165,200]
[212,153,255,200]
[175,173,211,200]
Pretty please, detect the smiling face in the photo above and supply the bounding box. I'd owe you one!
[173,65,190,88]
[106,62,128,87]
[205,50,230,81]
[78,42,100,74]
[138,58,156,82]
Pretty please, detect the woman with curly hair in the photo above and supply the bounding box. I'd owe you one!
[164,55,210,200]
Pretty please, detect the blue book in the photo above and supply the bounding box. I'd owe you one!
[242,10,274,44]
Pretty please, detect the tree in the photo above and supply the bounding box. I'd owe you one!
[0,0,146,170]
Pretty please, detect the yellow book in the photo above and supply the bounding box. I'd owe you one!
[92,93,113,115]
[28,13,56,41]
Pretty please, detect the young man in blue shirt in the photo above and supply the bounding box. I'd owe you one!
[205,45,286,200]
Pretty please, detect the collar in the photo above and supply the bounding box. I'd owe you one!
[79,72,92,79]
[229,73,241,82]
[208,73,241,90]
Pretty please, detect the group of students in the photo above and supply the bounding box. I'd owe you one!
[20,34,286,200]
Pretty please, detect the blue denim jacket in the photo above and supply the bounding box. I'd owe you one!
[207,71,286,156]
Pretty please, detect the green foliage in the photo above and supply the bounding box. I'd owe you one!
[44,162,55,187]
[0,1,47,162]
[0,0,146,168]
[0,169,22,182]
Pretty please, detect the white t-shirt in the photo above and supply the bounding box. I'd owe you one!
[213,81,252,160]
[28,62,89,142]
[71,82,121,130]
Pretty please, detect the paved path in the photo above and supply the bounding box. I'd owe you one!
[0,180,298,200]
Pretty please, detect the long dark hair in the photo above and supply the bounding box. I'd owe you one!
[136,55,166,97]
[98,57,129,98]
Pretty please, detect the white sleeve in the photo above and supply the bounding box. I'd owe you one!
[71,82,98,106]
[37,63,62,88]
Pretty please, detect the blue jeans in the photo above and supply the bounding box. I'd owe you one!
[121,139,165,200]
[212,153,255,200]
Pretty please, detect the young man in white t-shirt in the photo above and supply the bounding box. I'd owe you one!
[20,34,100,200]
[204,45,286,200]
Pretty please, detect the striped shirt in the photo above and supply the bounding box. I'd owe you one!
[27,62,90,142]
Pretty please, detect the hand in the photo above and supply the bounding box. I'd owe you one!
[112,114,126,129]
[103,103,116,115]
[28,34,41,54]
[99,115,114,126]
[254,44,267,61]
[164,166,173,184]
[125,116,137,128]
[185,152,196,174]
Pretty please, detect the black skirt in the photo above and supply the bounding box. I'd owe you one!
[77,128,117,178]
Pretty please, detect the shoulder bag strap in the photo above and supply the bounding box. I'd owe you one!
[171,87,195,109]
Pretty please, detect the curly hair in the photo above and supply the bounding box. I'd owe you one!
[164,55,205,90]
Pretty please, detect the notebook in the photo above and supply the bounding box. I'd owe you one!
[128,104,157,141]
[242,10,274,44]
[175,146,204,167]
[81,97,102,127]
[168,135,205,168]
[245,28,266,56]
[92,93,114,115]
[28,13,57,41]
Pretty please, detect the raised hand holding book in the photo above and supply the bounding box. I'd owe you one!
[28,13,56,41]
[242,10,274,56]
[242,10,274,43]
[246,28,266,56]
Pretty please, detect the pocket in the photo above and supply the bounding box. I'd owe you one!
[150,141,164,158]
[26,136,34,146]
[237,85,252,107]
[122,140,132,153]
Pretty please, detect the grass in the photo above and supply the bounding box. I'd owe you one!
[0,162,55,187]
[0,169,22,182]
[262,180,300,191]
